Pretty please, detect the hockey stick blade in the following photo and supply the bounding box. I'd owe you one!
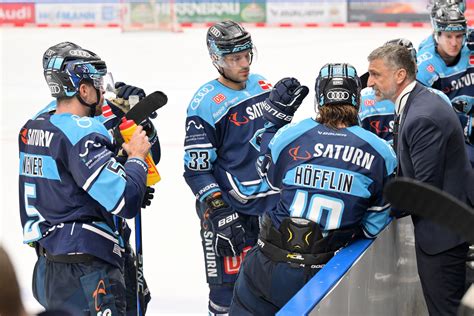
[125,91,168,124]
[384,177,474,243]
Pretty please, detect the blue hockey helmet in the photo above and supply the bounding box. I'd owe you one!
[315,63,361,109]
[43,41,107,99]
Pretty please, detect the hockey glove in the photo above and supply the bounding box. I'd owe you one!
[141,186,155,208]
[263,77,309,127]
[467,28,474,51]
[110,82,146,114]
[453,100,474,115]
[206,193,246,257]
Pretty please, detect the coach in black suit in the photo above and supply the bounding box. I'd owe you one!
[366,44,472,315]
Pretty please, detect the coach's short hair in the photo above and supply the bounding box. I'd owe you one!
[368,44,417,80]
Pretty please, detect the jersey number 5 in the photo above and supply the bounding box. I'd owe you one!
[23,183,46,243]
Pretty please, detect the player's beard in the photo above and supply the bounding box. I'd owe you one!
[223,66,250,84]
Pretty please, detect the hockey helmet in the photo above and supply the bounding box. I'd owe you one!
[206,20,255,69]
[431,4,467,34]
[315,63,361,109]
[43,42,107,99]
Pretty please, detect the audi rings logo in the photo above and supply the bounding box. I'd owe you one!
[70,50,92,58]
[48,83,61,95]
[326,90,349,101]
[191,84,214,110]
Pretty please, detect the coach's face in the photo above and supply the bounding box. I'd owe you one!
[367,58,400,103]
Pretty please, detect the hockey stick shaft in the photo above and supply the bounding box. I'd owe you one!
[136,210,145,315]
[130,91,167,315]
[384,177,474,243]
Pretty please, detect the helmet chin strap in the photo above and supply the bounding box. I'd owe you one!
[77,88,101,117]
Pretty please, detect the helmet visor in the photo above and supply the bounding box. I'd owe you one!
[215,48,257,69]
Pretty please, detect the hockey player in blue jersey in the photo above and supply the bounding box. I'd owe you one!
[359,38,417,144]
[229,64,396,315]
[19,42,152,315]
[39,42,159,315]
[416,3,474,166]
[183,20,281,314]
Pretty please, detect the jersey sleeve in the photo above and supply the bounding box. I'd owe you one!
[359,134,397,238]
[416,48,440,87]
[55,116,147,219]
[183,92,220,201]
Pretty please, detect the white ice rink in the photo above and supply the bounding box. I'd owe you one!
[1,25,429,315]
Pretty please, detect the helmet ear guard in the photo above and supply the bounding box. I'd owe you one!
[315,63,361,110]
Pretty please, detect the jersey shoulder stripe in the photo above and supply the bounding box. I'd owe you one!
[50,113,111,145]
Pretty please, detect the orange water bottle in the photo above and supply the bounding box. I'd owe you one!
[119,117,161,186]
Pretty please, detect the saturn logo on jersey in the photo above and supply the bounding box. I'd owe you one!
[370,120,390,134]
[20,128,54,147]
[288,146,311,161]
[229,112,249,126]
[93,280,107,312]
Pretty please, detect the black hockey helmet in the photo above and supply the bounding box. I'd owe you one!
[431,4,467,34]
[43,41,107,99]
[206,20,255,70]
[315,63,361,109]
[207,20,253,57]
[385,38,417,61]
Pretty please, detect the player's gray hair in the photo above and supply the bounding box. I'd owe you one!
[368,44,417,80]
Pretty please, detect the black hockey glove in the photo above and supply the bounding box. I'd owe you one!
[206,193,246,257]
[453,100,474,115]
[110,82,146,114]
[141,186,155,208]
[263,77,309,127]
[467,28,474,51]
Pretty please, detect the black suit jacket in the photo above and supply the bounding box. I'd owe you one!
[397,83,471,255]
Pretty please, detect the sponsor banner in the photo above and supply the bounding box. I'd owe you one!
[36,3,121,24]
[267,2,346,24]
[175,1,265,23]
[127,1,265,24]
[348,0,430,23]
[0,3,35,24]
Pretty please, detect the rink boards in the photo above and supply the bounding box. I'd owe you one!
[279,217,428,316]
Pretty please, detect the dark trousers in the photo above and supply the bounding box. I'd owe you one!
[416,241,468,316]
[229,246,319,316]
[33,256,126,315]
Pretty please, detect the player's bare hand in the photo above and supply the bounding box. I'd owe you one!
[122,125,151,160]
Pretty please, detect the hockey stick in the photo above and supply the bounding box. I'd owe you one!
[383,177,474,243]
[127,91,167,315]
[360,72,369,89]
[125,91,168,124]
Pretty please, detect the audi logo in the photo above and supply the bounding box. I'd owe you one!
[209,27,221,37]
[327,90,349,101]
[48,83,61,94]
[191,84,214,110]
[69,50,92,58]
